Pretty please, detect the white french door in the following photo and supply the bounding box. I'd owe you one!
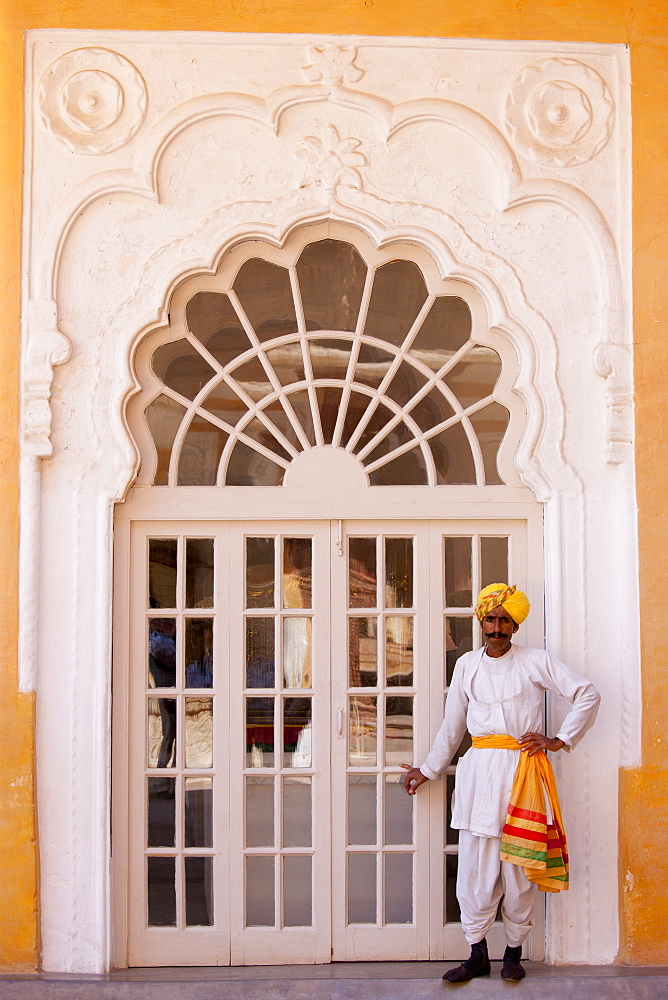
[114,516,540,967]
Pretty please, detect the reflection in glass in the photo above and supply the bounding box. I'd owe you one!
[246,856,275,926]
[147,856,176,927]
[265,342,306,386]
[385,775,413,846]
[347,854,376,923]
[349,617,378,687]
[386,617,413,686]
[339,390,372,448]
[202,379,245,426]
[384,854,413,924]
[148,618,176,688]
[369,446,428,487]
[149,539,177,609]
[177,414,228,486]
[234,258,298,343]
[226,441,286,487]
[185,698,213,769]
[185,776,213,848]
[147,776,175,847]
[230,356,274,401]
[185,856,213,926]
[348,774,376,846]
[385,538,413,608]
[246,776,274,848]
[316,386,344,445]
[285,390,316,446]
[349,696,377,767]
[283,618,312,689]
[445,853,460,922]
[283,856,312,927]
[283,538,312,609]
[185,538,214,609]
[283,777,312,848]
[429,423,476,484]
[263,397,303,451]
[480,536,508,591]
[446,617,473,686]
[309,339,353,380]
[409,296,472,372]
[349,538,377,609]
[362,420,413,466]
[151,340,215,401]
[469,402,509,485]
[444,537,472,608]
[185,618,213,688]
[352,402,404,457]
[246,617,275,688]
[246,697,275,767]
[147,698,176,768]
[365,261,428,347]
[385,362,428,408]
[186,290,252,369]
[385,697,413,765]
[354,342,394,390]
[297,239,366,332]
[283,697,312,768]
[409,387,455,433]
[444,346,501,409]
[242,416,291,463]
[146,395,187,485]
[246,537,275,609]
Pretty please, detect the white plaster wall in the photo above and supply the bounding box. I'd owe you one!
[21,31,634,970]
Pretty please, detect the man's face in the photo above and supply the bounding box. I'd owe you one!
[480,604,519,658]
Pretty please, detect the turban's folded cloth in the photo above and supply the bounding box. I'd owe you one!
[475,583,530,625]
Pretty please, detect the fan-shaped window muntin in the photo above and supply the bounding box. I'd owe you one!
[139,236,516,488]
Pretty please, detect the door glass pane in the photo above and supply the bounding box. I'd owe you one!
[283,617,312,689]
[349,538,377,608]
[177,415,229,486]
[148,618,176,688]
[347,854,376,923]
[444,537,472,607]
[265,342,306,386]
[316,386,344,445]
[283,777,312,848]
[296,239,366,333]
[348,774,376,846]
[234,258,298,343]
[246,537,275,609]
[283,538,312,609]
[184,776,213,848]
[186,290,251,368]
[339,389,372,447]
[286,389,316,446]
[309,339,353,380]
[349,696,377,767]
[469,402,509,485]
[147,698,176,769]
[385,362,428,408]
[151,340,215,400]
[384,854,413,924]
[384,775,413,846]
[430,423,476,484]
[246,697,275,767]
[185,857,213,926]
[230,357,274,401]
[246,617,275,688]
[365,260,428,347]
[408,295,472,371]
[149,539,177,609]
[185,618,213,688]
[445,773,459,845]
[146,395,187,485]
[202,379,245,426]
[283,697,312,768]
[446,616,473,685]
[349,616,377,687]
[185,538,214,608]
[385,696,413,764]
[443,346,501,408]
[246,856,275,926]
[410,387,455,432]
[283,856,312,927]
[147,777,175,847]
[445,854,460,922]
[385,537,413,608]
[147,857,176,927]
[185,698,213,769]
[480,536,509,589]
[246,776,274,847]
[226,441,286,487]
[386,617,413,686]
[368,445,428,487]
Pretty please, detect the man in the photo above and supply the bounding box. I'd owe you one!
[402,583,600,983]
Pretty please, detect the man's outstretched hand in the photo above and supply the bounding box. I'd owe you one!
[401,764,429,795]
[518,732,565,755]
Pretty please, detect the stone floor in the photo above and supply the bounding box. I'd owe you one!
[2,963,668,1000]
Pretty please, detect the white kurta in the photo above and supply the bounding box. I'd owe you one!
[420,644,600,838]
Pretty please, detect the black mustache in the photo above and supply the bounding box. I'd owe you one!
[485,633,506,639]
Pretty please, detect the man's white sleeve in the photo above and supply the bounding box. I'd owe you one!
[419,658,469,780]
[540,653,601,750]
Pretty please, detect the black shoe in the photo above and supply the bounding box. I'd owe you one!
[500,944,526,981]
[442,939,491,983]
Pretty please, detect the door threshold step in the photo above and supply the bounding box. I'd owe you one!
[1,963,667,1000]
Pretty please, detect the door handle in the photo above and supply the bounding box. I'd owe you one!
[337,707,344,738]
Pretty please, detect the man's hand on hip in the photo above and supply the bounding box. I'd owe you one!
[518,732,565,755]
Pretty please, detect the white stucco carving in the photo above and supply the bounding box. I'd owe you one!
[21,31,634,972]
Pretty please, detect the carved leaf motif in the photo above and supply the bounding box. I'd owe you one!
[301,43,364,85]
[297,125,368,191]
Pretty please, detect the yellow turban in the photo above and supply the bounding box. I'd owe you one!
[475,583,530,625]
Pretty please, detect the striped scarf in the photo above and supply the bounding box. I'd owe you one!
[471,734,569,893]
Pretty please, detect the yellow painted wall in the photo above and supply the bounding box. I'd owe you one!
[1,0,666,969]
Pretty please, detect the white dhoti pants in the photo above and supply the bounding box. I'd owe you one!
[456,829,536,947]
